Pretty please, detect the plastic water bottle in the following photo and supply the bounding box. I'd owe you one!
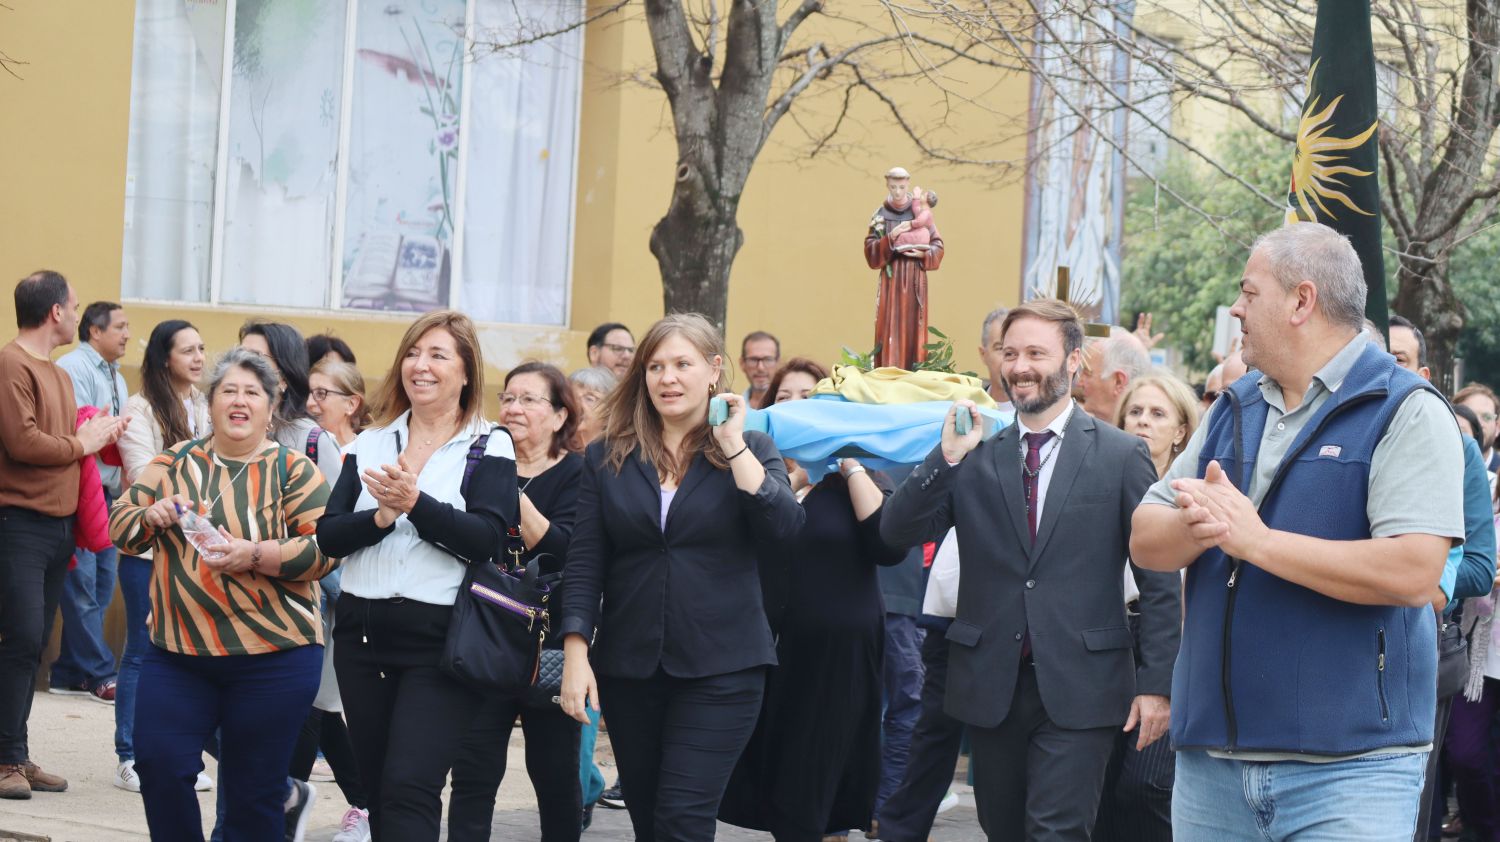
[177,505,226,560]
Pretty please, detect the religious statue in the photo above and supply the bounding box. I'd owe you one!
[865,166,945,370]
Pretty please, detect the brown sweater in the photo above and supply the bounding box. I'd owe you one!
[0,340,83,517]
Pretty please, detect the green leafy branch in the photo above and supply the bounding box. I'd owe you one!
[839,326,977,378]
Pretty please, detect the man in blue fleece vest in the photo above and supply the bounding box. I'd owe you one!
[1131,222,1465,841]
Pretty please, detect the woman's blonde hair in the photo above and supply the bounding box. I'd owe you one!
[1115,373,1200,455]
[597,313,730,482]
[311,358,371,432]
[369,310,484,430]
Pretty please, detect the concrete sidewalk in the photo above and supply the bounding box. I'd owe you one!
[0,691,985,841]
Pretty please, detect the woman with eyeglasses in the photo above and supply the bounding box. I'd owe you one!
[569,366,618,447]
[448,361,586,841]
[307,359,369,450]
[294,356,373,839]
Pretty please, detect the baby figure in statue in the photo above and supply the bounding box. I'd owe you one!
[890,186,938,253]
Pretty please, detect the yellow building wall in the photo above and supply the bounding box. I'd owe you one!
[1,1,1029,401]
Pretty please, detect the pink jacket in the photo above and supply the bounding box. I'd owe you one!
[73,406,120,561]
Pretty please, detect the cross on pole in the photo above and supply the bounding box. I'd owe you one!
[1053,266,1112,338]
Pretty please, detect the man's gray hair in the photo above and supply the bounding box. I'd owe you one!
[1362,318,1387,352]
[208,347,281,405]
[569,365,618,396]
[1251,223,1367,330]
[980,307,1009,346]
[1093,326,1151,381]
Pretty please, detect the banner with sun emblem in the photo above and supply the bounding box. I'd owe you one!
[1285,0,1386,327]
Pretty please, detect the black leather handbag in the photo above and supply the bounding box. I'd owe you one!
[1438,620,1470,700]
[440,524,555,693]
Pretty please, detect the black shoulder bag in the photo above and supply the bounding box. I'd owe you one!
[439,431,559,697]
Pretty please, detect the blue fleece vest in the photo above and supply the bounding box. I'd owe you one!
[1170,343,1441,755]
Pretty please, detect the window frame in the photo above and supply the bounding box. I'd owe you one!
[122,0,583,328]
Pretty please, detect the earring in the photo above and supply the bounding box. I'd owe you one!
[709,383,718,396]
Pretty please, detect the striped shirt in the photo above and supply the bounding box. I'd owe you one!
[109,438,334,656]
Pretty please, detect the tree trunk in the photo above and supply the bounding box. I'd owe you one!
[1393,247,1466,393]
[640,0,786,333]
[649,163,745,329]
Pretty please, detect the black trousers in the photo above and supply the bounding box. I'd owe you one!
[876,626,965,842]
[448,694,583,842]
[1418,622,1468,842]
[333,593,482,842]
[969,663,1117,842]
[599,667,766,842]
[1092,727,1174,842]
[289,708,367,810]
[1094,616,1175,842]
[0,508,72,764]
[1417,694,1457,841]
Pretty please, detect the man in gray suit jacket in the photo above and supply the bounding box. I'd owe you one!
[882,299,1181,841]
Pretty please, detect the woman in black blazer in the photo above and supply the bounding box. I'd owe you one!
[557,313,804,842]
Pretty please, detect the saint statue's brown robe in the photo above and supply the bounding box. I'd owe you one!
[865,200,945,370]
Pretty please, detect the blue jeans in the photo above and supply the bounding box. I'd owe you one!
[879,613,925,811]
[1174,748,1428,841]
[114,554,152,760]
[51,540,119,688]
[580,706,605,806]
[135,644,321,842]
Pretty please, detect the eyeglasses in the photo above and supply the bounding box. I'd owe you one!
[1482,412,1499,423]
[499,393,556,410]
[743,356,778,367]
[602,343,635,356]
[310,388,352,401]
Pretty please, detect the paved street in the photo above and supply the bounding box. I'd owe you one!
[0,692,985,841]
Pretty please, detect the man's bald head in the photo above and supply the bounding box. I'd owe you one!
[1222,349,1249,384]
[1079,327,1151,424]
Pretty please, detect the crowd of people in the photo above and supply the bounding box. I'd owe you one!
[0,219,1494,842]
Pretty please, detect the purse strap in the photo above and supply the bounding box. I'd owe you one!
[461,430,528,569]
[460,432,491,498]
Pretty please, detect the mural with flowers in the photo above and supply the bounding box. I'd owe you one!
[342,0,466,312]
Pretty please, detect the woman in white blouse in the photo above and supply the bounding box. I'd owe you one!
[316,311,519,841]
[112,319,210,794]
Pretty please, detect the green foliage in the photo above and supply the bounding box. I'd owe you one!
[839,326,977,377]
[1452,224,1500,392]
[1120,130,1287,372]
[1124,129,1500,386]
[912,326,979,377]
[839,343,880,371]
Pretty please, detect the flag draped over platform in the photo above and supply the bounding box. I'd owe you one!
[1285,0,1387,327]
[746,397,1013,482]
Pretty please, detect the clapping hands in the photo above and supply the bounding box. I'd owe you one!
[363,454,420,528]
[1169,460,1270,560]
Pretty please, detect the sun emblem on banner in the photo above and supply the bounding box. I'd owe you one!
[1285,59,1379,224]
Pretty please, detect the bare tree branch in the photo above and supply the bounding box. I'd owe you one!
[472,0,630,53]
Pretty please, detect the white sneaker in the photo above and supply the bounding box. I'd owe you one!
[113,760,141,793]
[937,788,960,814]
[284,779,316,842]
[195,771,213,792]
[330,806,371,842]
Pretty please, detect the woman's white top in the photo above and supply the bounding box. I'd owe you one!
[922,527,961,618]
[338,413,512,605]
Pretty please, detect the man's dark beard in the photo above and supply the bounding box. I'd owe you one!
[1002,364,1072,415]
